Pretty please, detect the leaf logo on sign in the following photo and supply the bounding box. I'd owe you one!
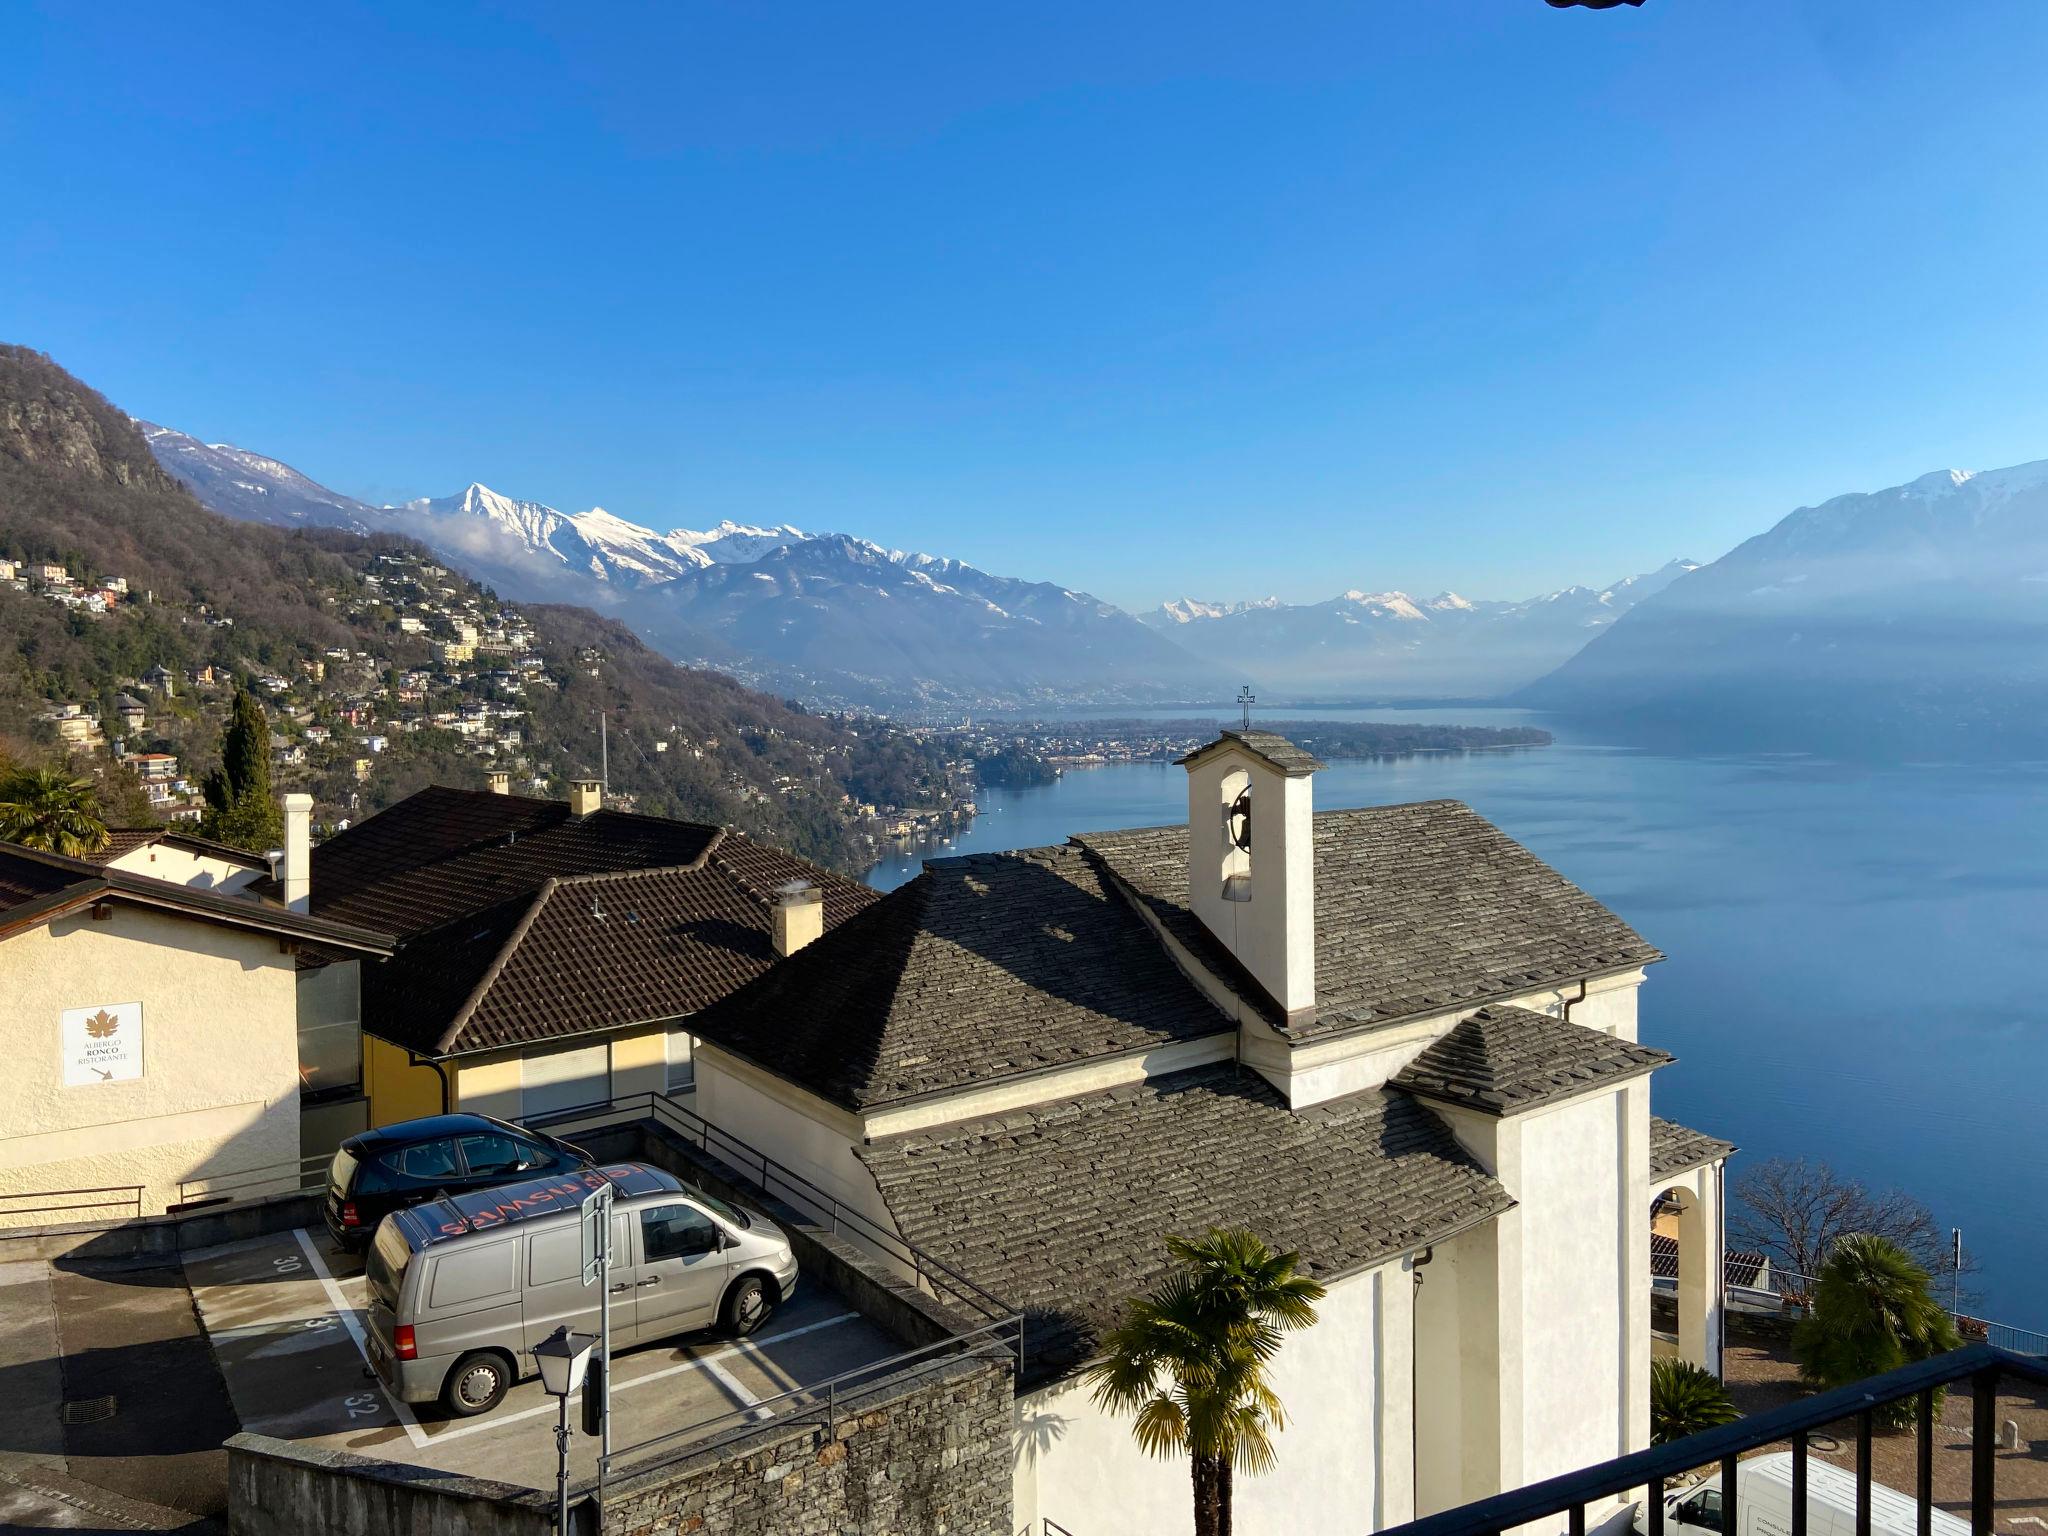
[84,1010,120,1039]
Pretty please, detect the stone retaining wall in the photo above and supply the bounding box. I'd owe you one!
[227,1432,576,1536]
[600,1353,1012,1536]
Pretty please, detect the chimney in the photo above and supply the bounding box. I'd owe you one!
[487,770,510,795]
[772,880,824,957]
[569,779,602,817]
[282,793,314,914]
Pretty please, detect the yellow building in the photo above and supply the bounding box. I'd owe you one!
[255,776,874,1132]
[0,839,390,1225]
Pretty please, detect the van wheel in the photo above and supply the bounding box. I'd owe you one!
[723,1274,774,1338]
[442,1351,511,1416]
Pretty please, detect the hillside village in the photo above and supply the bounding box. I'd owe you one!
[1,529,978,865]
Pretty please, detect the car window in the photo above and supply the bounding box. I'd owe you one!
[459,1133,547,1179]
[1688,1490,1725,1532]
[640,1203,720,1262]
[391,1140,461,1182]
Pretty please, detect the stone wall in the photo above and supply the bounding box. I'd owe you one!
[227,1432,572,1536]
[602,1354,1012,1536]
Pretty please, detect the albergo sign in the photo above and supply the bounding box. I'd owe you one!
[62,1002,144,1085]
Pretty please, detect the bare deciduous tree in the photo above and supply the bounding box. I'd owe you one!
[1730,1158,1972,1296]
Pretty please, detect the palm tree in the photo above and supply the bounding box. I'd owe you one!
[0,765,109,855]
[1793,1233,1961,1426]
[1650,1357,1739,1444]
[1085,1229,1325,1536]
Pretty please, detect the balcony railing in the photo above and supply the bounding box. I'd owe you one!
[1381,1344,2048,1536]
[1723,1266,2048,1359]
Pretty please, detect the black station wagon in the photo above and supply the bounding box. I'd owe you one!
[323,1113,590,1252]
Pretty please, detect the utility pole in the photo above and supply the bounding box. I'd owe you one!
[1952,1227,1963,1317]
[600,710,609,791]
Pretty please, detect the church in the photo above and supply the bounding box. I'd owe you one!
[681,726,1733,1532]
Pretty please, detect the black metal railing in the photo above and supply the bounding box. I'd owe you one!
[1383,1344,2048,1536]
[0,1183,144,1222]
[523,1090,1019,1337]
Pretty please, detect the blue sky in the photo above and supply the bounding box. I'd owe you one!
[6,1,2048,612]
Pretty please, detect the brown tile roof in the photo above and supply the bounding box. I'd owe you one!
[79,828,271,869]
[685,844,1233,1112]
[1650,1232,1767,1289]
[0,842,391,952]
[1389,1005,1672,1115]
[856,1062,1513,1385]
[1077,801,1662,1039]
[1649,1116,1736,1180]
[329,786,880,1057]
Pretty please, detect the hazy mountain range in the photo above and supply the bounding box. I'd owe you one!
[139,423,1691,709]
[1522,459,2048,754]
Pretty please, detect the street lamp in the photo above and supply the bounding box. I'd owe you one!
[533,1326,596,1536]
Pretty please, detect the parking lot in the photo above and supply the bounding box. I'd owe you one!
[184,1225,907,1491]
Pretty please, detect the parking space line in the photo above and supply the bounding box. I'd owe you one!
[291,1229,433,1452]
[699,1356,772,1421]
[425,1312,857,1443]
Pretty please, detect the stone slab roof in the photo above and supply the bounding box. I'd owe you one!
[685,845,1231,1111]
[1389,1005,1672,1115]
[1174,729,1326,777]
[1078,800,1662,1039]
[856,1062,1513,1386]
[293,785,877,1058]
[1649,1116,1736,1181]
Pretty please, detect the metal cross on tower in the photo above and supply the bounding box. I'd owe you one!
[1237,685,1256,730]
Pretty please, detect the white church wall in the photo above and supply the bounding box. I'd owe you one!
[1517,1090,1631,1484]
[1013,1260,1412,1534]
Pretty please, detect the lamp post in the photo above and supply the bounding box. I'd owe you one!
[533,1325,597,1536]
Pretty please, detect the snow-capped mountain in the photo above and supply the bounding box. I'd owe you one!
[1147,560,1698,699]
[137,422,383,531]
[142,422,1218,708]
[1522,460,2048,754]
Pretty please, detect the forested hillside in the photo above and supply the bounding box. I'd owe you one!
[0,346,960,871]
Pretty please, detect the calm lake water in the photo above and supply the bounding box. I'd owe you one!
[868,710,2048,1320]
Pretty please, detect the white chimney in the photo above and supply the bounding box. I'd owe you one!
[569,779,602,817]
[1177,731,1319,1023]
[487,770,510,795]
[282,793,314,914]
[772,880,824,957]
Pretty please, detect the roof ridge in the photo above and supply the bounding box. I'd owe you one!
[434,880,559,1054]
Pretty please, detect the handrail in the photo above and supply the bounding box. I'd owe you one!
[524,1090,1019,1328]
[1725,1264,2048,1358]
[1380,1344,2048,1536]
[0,1184,144,1220]
[599,1314,1023,1480]
[175,1153,329,1205]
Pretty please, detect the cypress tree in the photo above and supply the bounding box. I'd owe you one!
[201,686,284,852]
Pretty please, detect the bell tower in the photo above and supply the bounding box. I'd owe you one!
[1176,727,1322,1024]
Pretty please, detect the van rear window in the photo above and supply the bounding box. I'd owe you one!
[367,1221,410,1309]
[327,1147,358,1194]
[429,1240,517,1309]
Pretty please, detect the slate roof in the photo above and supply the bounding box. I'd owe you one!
[856,1062,1514,1385]
[684,845,1233,1111]
[1649,1116,1736,1180]
[1175,729,1326,777]
[1390,1005,1672,1115]
[1078,800,1662,1039]
[0,841,391,953]
[283,785,880,1058]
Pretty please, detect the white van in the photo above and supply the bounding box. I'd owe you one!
[364,1161,799,1416]
[1639,1450,1970,1536]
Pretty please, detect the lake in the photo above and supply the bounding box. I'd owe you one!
[868,710,2048,1320]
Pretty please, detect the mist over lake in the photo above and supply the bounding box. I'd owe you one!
[870,709,2048,1321]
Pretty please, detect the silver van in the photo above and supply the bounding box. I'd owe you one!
[362,1161,799,1416]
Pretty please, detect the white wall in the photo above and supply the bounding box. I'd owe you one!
[1014,1260,1412,1535]
[691,1047,897,1235]
[105,842,263,892]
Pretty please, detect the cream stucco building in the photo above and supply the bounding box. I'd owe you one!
[669,728,1734,1535]
[0,833,389,1224]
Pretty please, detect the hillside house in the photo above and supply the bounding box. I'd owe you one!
[0,827,390,1223]
[676,728,1732,1533]
[249,778,879,1138]
[113,692,147,733]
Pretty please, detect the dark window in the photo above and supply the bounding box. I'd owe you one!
[459,1134,546,1179]
[390,1140,461,1182]
[1684,1491,1725,1532]
[640,1204,720,1262]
